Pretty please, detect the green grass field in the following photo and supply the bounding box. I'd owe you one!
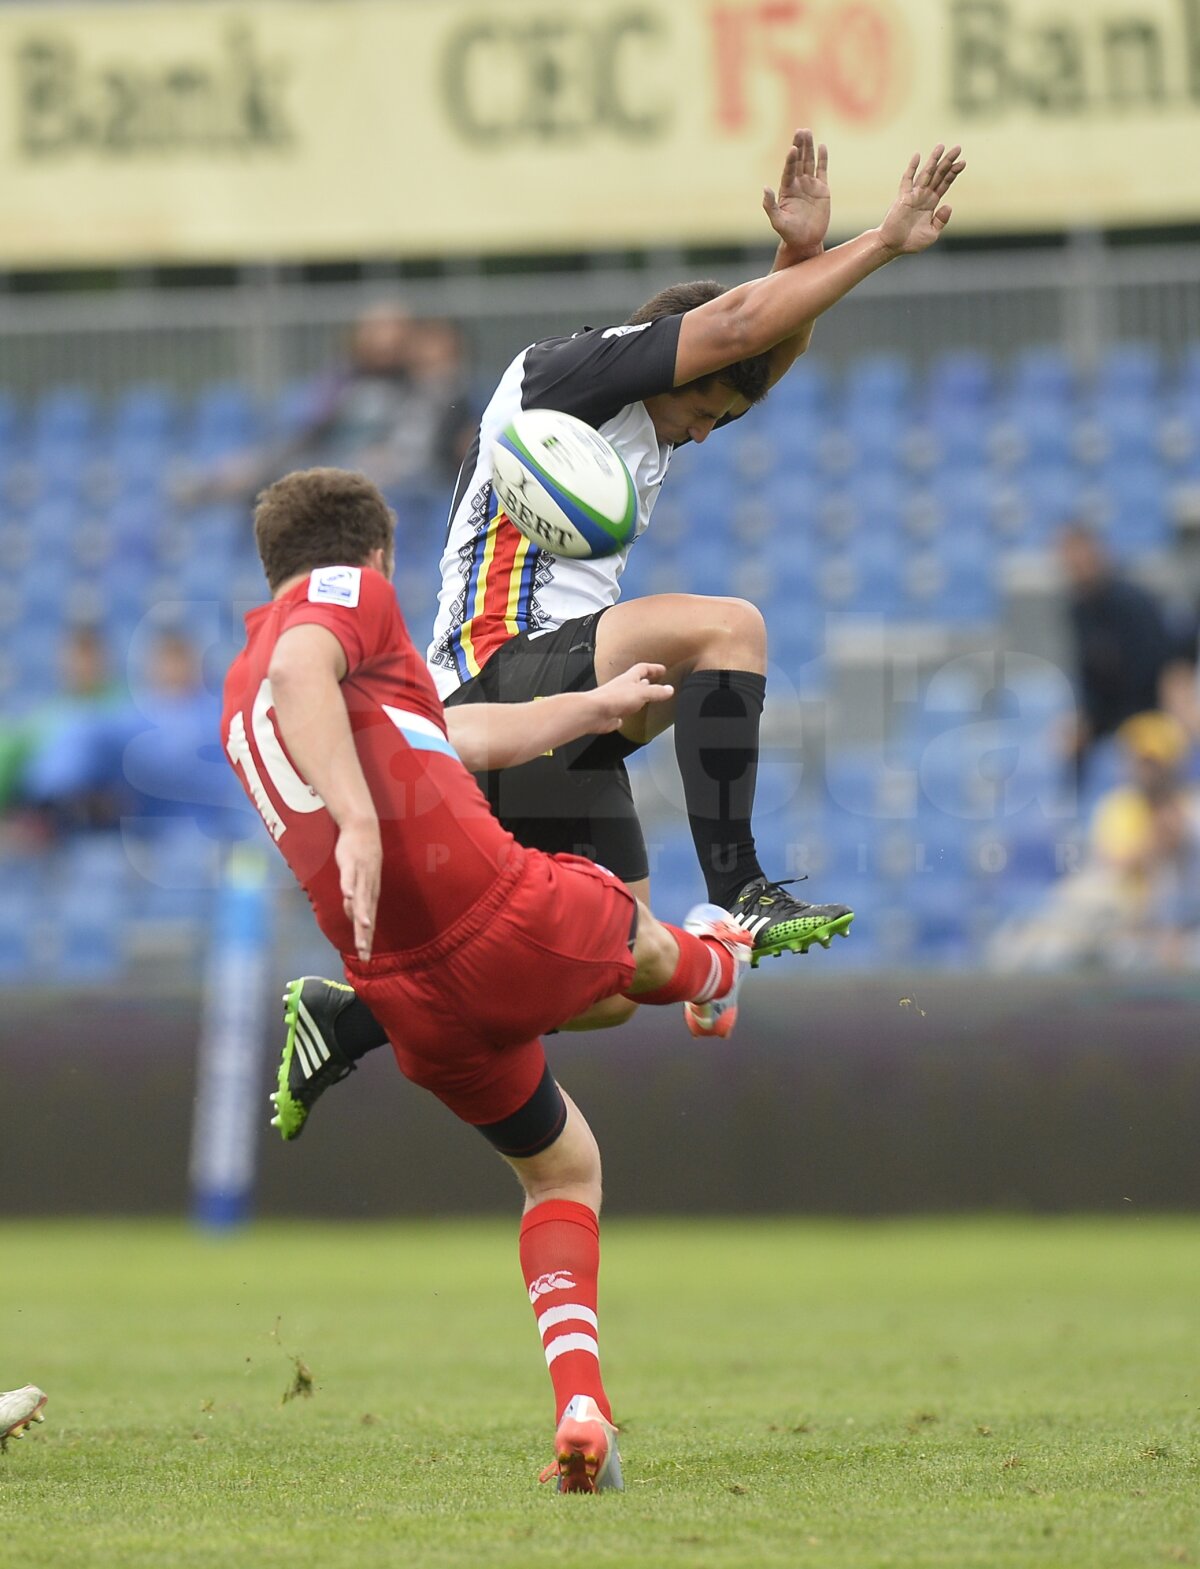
[1,1217,1197,1568]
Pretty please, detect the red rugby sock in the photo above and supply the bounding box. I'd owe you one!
[626,923,735,1006]
[519,1199,611,1424]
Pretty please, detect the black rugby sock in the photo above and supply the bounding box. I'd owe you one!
[335,995,390,1060]
[673,668,767,908]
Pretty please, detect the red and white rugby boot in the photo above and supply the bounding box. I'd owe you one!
[0,1385,47,1447]
[681,902,753,1040]
[539,1394,623,1493]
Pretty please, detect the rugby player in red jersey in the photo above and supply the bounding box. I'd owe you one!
[222,467,753,1491]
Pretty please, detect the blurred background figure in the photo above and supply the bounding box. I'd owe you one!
[2,624,127,843]
[180,302,476,528]
[1057,524,1193,785]
[122,627,244,840]
[989,710,1200,972]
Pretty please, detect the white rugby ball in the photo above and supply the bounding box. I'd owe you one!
[491,408,637,559]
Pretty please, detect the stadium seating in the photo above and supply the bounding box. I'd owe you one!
[2,339,1194,978]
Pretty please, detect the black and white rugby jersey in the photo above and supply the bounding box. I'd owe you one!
[426,314,683,697]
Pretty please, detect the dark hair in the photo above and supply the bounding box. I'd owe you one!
[253,468,396,591]
[626,278,772,407]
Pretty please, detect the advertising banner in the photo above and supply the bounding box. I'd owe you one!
[3,0,1200,265]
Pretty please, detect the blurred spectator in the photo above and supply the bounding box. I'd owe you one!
[990,711,1200,972]
[184,303,475,507]
[7,628,245,846]
[122,629,245,837]
[1058,525,1184,781]
[3,626,128,838]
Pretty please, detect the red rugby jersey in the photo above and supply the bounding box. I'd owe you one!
[221,564,518,957]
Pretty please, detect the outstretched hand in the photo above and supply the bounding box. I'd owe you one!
[589,662,674,733]
[878,144,965,257]
[762,128,830,261]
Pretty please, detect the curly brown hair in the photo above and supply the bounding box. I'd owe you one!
[253,468,396,591]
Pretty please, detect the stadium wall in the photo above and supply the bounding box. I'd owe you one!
[5,974,1199,1218]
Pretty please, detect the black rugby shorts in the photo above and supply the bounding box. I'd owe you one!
[443,610,650,884]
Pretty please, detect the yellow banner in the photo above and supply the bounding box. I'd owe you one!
[3,0,1200,265]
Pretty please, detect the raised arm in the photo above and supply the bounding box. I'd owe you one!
[674,144,965,387]
[760,129,831,388]
[267,622,381,960]
[445,663,673,772]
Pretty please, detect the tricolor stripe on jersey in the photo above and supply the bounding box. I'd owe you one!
[451,495,540,682]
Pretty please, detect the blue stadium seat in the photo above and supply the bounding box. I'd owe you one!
[756,467,829,530]
[672,467,741,533]
[0,863,46,980]
[843,353,912,411]
[188,502,243,559]
[13,549,73,618]
[755,359,831,438]
[823,749,888,817]
[1087,395,1161,464]
[931,468,999,533]
[1014,462,1086,544]
[109,495,165,553]
[923,405,992,471]
[0,390,19,450]
[1009,346,1075,404]
[994,664,1077,723]
[127,821,221,923]
[677,529,737,595]
[189,382,260,459]
[27,444,94,503]
[1099,459,1171,555]
[111,442,171,501]
[767,607,822,676]
[918,720,1064,822]
[903,538,998,625]
[927,349,994,411]
[35,386,96,445]
[1000,397,1075,468]
[917,661,984,728]
[97,551,160,626]
[1095,341,1159,401]
[178,549,238,603]
[113,384,177,444]
[821,537,905,615]
[843,470,907,536]
[1179,344,1200,398]
[842,406,908,468]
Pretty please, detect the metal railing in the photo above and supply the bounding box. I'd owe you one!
[1,236,1199,402]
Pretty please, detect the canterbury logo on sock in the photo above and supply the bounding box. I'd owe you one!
[528,1270,577,1303]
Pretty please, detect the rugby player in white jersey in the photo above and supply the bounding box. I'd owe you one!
[270,135,964,1140]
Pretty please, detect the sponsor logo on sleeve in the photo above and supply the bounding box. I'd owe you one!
[308,566,362,607]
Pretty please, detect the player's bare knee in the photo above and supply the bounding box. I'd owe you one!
[684,595,766,670]
[713,597,766,664]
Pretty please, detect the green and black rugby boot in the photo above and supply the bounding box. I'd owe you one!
[725,876,854,967]
[271,977,359,1142]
